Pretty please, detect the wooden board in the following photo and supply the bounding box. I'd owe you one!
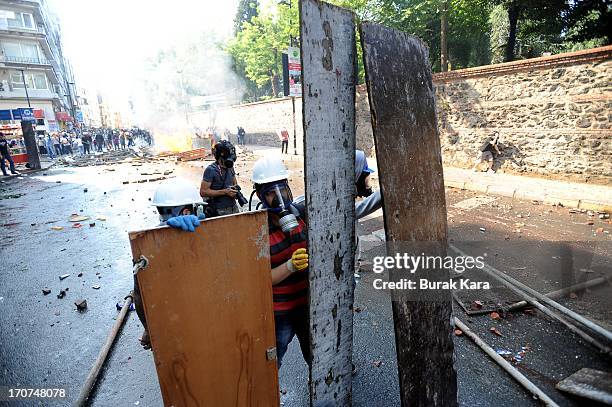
[129,211,279,407]
[556,368,612,405]
[360,22,458,407]
[300,0,357,405]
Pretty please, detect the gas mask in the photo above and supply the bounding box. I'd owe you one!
[258,181,299,233]
[356,171,373,198]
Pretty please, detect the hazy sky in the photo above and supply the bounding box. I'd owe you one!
[48,0,238,113]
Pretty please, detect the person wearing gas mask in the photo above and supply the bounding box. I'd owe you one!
[134,178,206,349]
[354,149,382,219]
[200,140,245,217]
[250,156,311,368]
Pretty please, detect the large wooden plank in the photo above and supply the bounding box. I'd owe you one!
[556,368,612,405]
[300,0,357,405]
[360,23,458,406]
[129,211,279,407]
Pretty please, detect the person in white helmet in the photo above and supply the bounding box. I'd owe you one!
[250,156,311,368]
[134,178,206,349]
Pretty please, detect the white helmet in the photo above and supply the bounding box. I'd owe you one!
[151,177,203,207]
[251,156,289,185]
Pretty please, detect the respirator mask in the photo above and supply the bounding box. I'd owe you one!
[259,181,299,233]
[356,171,373,197]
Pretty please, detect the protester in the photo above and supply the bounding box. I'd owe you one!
[0,132,18,176]
[277,128,289,154]
[473,131,502,173]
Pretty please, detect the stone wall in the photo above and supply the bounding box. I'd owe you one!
[434,47,611,182]
[190,46,611,183]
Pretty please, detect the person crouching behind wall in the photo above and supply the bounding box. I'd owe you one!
[133,178,205,349]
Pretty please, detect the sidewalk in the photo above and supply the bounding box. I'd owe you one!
[444,167,612,213]
[1,156,55,180]
[243,144,612,213]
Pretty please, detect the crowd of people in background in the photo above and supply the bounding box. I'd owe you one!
[34,127,153,159]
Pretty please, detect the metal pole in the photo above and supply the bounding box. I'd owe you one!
[452,244,612,343]
[292,96,297,155]
[73,292,134,407]
[450,245,611,354]
[19,69,31,108]
[454,317,560,407]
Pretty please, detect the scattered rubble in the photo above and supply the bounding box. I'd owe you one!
[57,289,66,299]
[59,274,70,280]
[75,299,88,311]
[42,288,51,295]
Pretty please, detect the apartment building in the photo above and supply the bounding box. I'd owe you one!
[0,0,75,138]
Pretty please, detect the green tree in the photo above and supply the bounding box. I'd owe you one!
[226,3,298,98]
[562,0,611,51]
[234,0,259,34]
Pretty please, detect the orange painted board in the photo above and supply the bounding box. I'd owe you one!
[129,211,279,407]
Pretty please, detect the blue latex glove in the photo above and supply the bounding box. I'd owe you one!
[167,215,200,232]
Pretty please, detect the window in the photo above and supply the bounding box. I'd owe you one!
[2,41,42,63]
[6,12,35,30]
[10,71,48,90]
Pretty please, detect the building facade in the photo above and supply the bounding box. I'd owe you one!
[0,0,75,139]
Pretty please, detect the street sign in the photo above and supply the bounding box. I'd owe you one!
[287,46,302,97]
[76,110,84,123]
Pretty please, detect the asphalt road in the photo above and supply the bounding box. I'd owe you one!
[0,155,610,406]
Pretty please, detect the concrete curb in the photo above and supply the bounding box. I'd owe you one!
[445,180,612,213]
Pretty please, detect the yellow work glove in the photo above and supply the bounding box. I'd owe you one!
[287,248,309,273]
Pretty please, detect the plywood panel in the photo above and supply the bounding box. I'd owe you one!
[361,22,458,407]
[300,0,357,405]
[129,211,279,407]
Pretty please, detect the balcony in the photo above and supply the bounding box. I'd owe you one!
[1,55,50,65]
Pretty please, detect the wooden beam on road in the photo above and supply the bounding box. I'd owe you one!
[360,22,458,407]
[300,0,357,405]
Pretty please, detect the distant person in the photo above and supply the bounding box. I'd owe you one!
[113,133,120,150]
[45,133,55,159]
[52,133,62,156]
[473,131,501,173]
[95,132,105,152]
[278,128,289,154]
[0,132,18,176]
[127,132,135,147]
[82,132,92,154]
[237,126,246,146]
[120,132,126,149]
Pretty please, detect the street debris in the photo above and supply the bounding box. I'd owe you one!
[51,226,64,231]
[59,273,70,280]
[454,329,463,336]
[42,288,51,295]
[489,327,503,336]
[89,222,96,227]
[472,300,484,310]
[72,223,82,228]
[75,299,88,311]
[69,214,89,222]
[96,216,107,221]
[490,312,501,320]
[92,285,101,290]
[373,360,383,368]
[57,289,66,299]
[116,302,136,311]
[77,272,83,277]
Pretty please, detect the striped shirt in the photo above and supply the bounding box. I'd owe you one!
[269,217,308,313]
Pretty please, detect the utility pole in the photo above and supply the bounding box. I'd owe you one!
[17,68,39,169]
[441,0,449,72]
[18,69,31,107]
[280,0,299,155]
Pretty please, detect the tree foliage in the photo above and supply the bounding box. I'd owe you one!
[227,0,611,102]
